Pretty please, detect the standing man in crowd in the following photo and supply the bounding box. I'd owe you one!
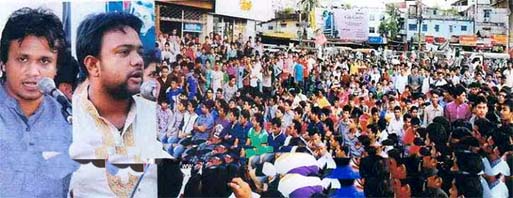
[70,12,169,197]
[423,90,443,126]
[444,85,471,123]
[0,7,78,196]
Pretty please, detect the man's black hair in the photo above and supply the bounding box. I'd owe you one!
[229,108,240,118]
[240,109,251,120]
[271,117,282,128]
[1,7,66,70]
[76,12,142,77]
[253,112,264,127]
[55,48,80,88]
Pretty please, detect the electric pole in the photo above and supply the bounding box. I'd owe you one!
[417,0,422,52]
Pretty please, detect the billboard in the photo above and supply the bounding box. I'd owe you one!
[333,8,368,41]
[215,0,274,22]
[459,35,477,46]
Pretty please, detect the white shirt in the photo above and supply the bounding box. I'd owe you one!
[394,75,408,93]
[482,157,511,176]
[211,70,224,97]
[70,163,158,198]
[71,90,169,161]
[70,88,171,197]
[503,68,513,88]
[481,177,509,198]
[423,104,444,127]
[250,62,263,87]
[181,111,198,136]
[388,117,404,138]
[422,76,431,94]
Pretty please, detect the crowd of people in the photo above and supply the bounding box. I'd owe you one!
[1,3,512,197]
[149,30,513,198]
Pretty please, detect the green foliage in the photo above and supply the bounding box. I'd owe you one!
[283,7,295,15]
[380,4,400,41]
[299,0,319,14]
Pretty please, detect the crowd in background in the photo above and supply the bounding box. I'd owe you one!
[150,29,513,198]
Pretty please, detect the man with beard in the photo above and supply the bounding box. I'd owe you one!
[69,12,169,197]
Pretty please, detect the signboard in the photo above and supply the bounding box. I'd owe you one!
[491,35,507,45]
[333,8,368,41]
[215,0,274,22]
[425,36,434,43]
[435,37,446,43]
[368,36,383,44]
[459,35,477,46]
[184,23,202,33]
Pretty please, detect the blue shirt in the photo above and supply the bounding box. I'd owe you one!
[294,63,304,83]
[229,122,252,146]
[193,113,214,140]
[166,87,183,109]
[267,132,286,152]
[186,74,198,100]
[0,84,78,197]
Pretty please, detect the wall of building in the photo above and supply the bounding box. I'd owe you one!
[406,18,474,40]
[259,20,300,39]
[365,7,386,38]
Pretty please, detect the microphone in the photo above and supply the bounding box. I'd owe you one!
[140,80,158,101]
[38,77,72,124]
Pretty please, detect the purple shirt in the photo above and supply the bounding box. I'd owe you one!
[444,101,471,123]
[226,65,237,77]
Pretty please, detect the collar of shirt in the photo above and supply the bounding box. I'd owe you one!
[0,83,58,126]
[78,87,137,135]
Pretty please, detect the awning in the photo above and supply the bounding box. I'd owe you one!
[157,0,213,10]
[459,35,477,46]
[262,32,296,39]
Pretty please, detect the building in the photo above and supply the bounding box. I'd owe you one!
[490,0,512,56]
[257,11,307,40]
[365,7,388,45]
[213,0,274,43]
[406,2,475,47]
[156,0,213,42]
[452,0,509,52]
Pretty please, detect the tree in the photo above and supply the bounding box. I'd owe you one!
[379,4,400,41]
[299,0,319,14]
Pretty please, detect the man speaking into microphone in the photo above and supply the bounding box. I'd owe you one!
[0,8,78,197]
[69,11,170,197]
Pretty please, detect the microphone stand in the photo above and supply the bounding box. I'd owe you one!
[61,104,72,124]
[56,95,72,124]
[129,163,151,198]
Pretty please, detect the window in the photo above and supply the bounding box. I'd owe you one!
[409,24,417,31]
[449,25,453,33]
[461,25,467,31]
[369,27,375,33]
[422,24,428,32]
[484,9,491,18]
[369,14,375,21]
[280,23,287,28]
[268,26,274,30]
[434,24,440,32]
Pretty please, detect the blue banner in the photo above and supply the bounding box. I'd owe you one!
[368,36,383,44]
[184,23,202,33]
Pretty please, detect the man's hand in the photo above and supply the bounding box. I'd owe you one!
[228,178,252,198]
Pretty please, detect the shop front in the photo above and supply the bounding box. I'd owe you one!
[156,0,213,42]
[213,0,273,44]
